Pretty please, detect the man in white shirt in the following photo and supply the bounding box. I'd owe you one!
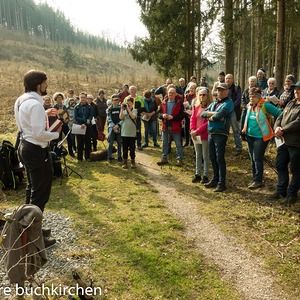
[14,70,61,244]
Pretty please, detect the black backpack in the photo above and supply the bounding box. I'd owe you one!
[0,140,24,190]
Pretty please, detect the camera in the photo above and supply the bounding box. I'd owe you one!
[122,103,127,109]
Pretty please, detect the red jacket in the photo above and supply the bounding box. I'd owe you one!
[159,96,184,133]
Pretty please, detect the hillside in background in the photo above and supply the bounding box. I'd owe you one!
[0,29,161,134]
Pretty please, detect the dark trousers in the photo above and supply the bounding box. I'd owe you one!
[276,144,300,196]
[143,119,158,145]
[60,123,74,156]
[122,136,136,160]
[136,116,142,147]
[246,136,269,183]
[18,140,53,212]
[184,117,191,145]
[209,134,228,185]
[76,127,92,161]
[91,124,98,151]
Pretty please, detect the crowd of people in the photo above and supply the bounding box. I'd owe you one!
[14,70,300,241]
[39,70,299,201]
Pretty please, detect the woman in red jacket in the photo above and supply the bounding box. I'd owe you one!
[190,87,212,183]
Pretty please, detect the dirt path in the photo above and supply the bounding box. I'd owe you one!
[137,151,286,300]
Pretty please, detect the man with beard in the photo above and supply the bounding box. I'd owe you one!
[14,70,61,247]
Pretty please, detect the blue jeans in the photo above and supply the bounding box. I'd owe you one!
[162,130,183,160]
[143,119,158,145]
[194,140,209,177]
[231,111,242,151]
[107,127,122,159]
[209,134,228,185]
[246,136,269,183]
[276,144,300,196]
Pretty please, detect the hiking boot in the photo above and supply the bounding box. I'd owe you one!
[204,180,218,188]
[157,158,169,166]
[214,184,227,192]
[142,143,148,148]
[44,237,56,248]
[131,159,136,168]
[118,157,122,162]
[248,181,262,190]
[267,191,286,200]
[192,175,201,183]
[176,160,183,167]
[201,176,209,184]
[42,228,51,238]
[234,149,242,156]
[283,195,298,206]
[122,159,128,169]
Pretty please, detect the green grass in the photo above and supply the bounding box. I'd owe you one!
[0,134,241,299]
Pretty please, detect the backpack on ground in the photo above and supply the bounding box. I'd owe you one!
[0,140,24,190]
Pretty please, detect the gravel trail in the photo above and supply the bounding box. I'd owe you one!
[138,151,286,300]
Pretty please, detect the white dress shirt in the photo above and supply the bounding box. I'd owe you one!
[14,92,59,148]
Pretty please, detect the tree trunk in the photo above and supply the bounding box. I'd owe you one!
[274,0,285,89]
[224,0,234,74]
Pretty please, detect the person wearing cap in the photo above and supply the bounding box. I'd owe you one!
[256,69,268,90]
[278,74,295,109]
[225,73,243,155]
[269,81,300,205]
[86,94,99,152]
[95,89,108,133]
[201,82,234,192]
[107,94,122,162]
[212,71,225,99]
[241,87,281,190]
[74,92,93,162]
[118,84,130,103]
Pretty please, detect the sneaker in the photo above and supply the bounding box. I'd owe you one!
[176,160,183,167]
[137,146,143,151]
[283,195,298,206]
[214,184,227,192]
[192,175,201,183]
[154,143,160,148]
[201,176,209,184]
[107,157,113,163]
[118,157,123,162]
[44,237,56,248]
[248,181,262,190]
[157,159,169,166]
[142,143,148,148]
[204,180,218,188]
[267,191,286,200]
